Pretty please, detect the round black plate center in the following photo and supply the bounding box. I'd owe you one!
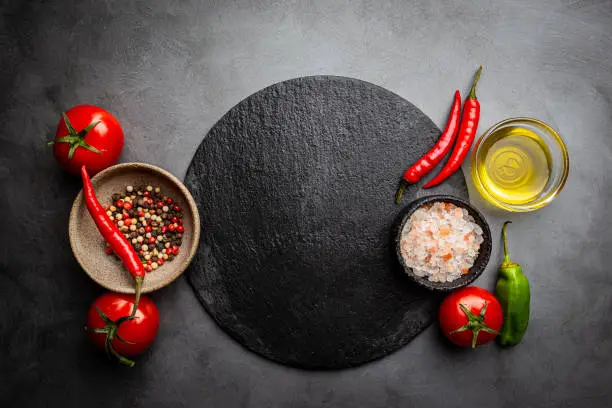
[185,76,468,369]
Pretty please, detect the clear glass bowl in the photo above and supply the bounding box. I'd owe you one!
[470,117,569,212]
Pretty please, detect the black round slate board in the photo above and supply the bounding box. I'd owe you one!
[185,76,469,369]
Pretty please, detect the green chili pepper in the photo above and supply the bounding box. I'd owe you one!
[495,221,530,347]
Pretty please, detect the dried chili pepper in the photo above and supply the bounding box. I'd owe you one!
[424,67,482,189]
[80,165,145,316]
[395,90,462,204]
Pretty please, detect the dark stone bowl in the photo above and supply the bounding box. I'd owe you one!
[394,195,492,291]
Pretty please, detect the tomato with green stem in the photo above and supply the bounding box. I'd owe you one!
[86,292,159,367]
[439,286,503,348]
[50,105,124,175]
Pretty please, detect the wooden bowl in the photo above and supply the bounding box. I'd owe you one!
[394,195,492,291]
[69,162,200,294]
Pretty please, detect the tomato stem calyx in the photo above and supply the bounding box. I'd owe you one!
[450,302,500,348]
[89,306,137,367]
[49,113,102,160]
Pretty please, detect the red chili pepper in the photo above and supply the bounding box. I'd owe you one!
[424,67,482,189]
[80,165,145,316]
[395,90,462,204]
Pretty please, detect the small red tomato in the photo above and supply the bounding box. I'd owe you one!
[172,246,180,255]
[123,202,133,211]
[171,217,178,223]
[145,265,153,272]
[139,250,144,255]
[161,226,167,233]
[138,211,145,217]
[168,224,176,232]
[157,258,164,266]
[124,219,131,226]
[173,205,181,212]
[165,248,172,255]
[51,105,124,176]
[148,237,156,244]
[177,219,183,225]
[86,293,159,366]
[145,225,152,233]
[177,225,185,233]
[156,202,164,209]
[116,199,124,208]
[147,259,152,265]
[439,286,503,348]
[143,191,150,197]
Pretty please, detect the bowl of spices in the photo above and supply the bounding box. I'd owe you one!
[470,117,569,212]
[69,162,200,294]
[395,195,492,291]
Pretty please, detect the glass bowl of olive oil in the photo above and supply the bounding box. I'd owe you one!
[471,118,569,212]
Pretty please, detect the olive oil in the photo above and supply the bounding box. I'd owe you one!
[474,126,551,205]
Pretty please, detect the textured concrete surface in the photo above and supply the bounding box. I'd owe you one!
[1,0,611,407]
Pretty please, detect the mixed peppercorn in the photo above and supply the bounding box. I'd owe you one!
[104,184,184,273]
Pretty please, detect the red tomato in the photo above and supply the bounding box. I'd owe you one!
[86,292,159,363]
[52,105,124,175]
[439,286,503,348]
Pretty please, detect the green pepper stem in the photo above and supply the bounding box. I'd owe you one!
[502,221,512,264]
[467,66,482,100]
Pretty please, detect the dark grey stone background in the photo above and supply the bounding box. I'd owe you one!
[1,0,611,407]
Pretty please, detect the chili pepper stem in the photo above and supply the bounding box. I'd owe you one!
[130,276,144,318]
[395,180,409,205]
[468,66,482,100]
